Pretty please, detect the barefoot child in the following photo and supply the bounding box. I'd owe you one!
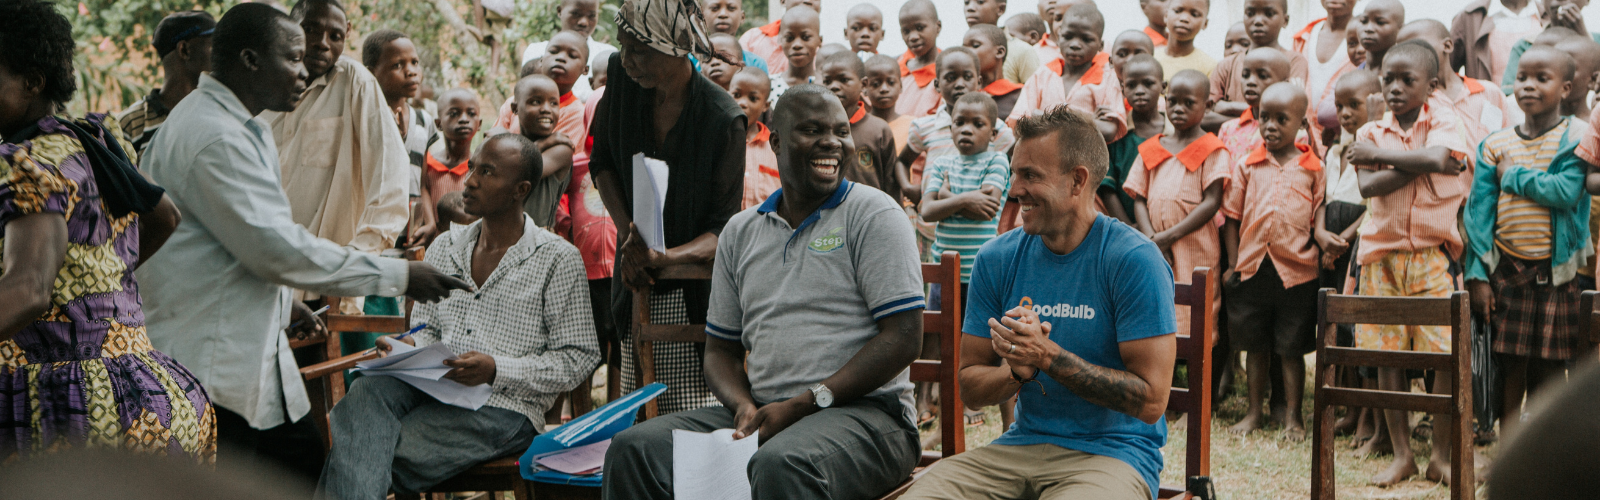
[897,0,945,118]
[820,52,901,197]
[1155,0,1217,78]
[1325,68,1389,454]
[425,89,485,232]
[704,0,769,73]
[730,68,780,209]
[845,3,886,57]
[1347,40,1473,487]
[1110,30,1158,82]
[768,6,821,103]
[1209,0,1309,129]
[704,33,745,90]
[1224,22,1252,58]
[1008,3,1127,143]
[1124,69,1230,332]
[740,0,818,74]
[1221,82,1323,440]
[513,75,578,229]
[965,24,1025,120]
[1140,0,1171,46]
[1466,46,1591,440]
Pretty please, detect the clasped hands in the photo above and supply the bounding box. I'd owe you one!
[987,306,1063,383]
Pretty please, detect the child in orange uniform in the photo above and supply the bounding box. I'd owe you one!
[1124,69,1230,331]
[897,0,944,118]
[1007,3,1126,143]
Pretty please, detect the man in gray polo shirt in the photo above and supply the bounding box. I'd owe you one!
[602,85,926,500]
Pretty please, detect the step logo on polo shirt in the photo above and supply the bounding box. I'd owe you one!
[809,226,845,253]
[1019,296,1096,319]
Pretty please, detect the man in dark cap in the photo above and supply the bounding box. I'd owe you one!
[115,10,214,158]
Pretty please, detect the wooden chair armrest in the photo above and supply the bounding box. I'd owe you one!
[301,351,380,381]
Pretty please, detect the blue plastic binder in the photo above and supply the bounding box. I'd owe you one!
[519,383,667,486]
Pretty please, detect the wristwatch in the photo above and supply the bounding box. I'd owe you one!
[809,384,835,408]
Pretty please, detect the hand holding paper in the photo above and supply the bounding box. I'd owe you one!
[673,429,758,500]
[355,338,493,410]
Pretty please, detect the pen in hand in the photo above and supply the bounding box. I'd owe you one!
[368,323,429,355]
[287,305,331,331]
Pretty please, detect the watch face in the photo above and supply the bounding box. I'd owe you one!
[814,386,834,408]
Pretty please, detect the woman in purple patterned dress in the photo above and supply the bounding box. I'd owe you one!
[0,0,213,463]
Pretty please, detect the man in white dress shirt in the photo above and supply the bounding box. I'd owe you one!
[137,3,470,488]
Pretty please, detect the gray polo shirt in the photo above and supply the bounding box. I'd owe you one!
[706,181,925,421]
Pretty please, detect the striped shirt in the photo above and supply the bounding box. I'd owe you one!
[906,107,1016,185]
[113,89,172,161]
[1485,120,1568,260]
[923,152,1010,281]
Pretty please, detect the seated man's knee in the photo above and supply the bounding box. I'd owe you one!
[335,375,410,411]
[748,444,821,485]
[609,419,674,459]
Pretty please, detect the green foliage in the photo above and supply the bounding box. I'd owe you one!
[67,0,233,116]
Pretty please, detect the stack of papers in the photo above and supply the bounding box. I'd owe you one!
[355,338,492,410]
[632,153,669,253]
[672,429,759,500]
[531,439,610,475]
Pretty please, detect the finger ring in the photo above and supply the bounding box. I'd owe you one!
[1008,343,1017,354]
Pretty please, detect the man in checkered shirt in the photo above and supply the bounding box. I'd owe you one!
[318,134,601,499]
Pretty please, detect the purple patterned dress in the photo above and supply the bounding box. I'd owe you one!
[0,115,214,463]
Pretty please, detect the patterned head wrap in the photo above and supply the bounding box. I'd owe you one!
[617,0,715,60]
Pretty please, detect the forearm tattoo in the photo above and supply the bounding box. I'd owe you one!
[1045,349,1150,418]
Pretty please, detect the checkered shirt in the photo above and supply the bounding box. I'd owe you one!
[411,216,602,424]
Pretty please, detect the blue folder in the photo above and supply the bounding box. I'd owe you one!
[519,383,667,486]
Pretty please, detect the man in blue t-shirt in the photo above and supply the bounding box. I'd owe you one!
[901,107,1179,500]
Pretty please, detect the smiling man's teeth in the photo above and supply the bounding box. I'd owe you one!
[1020,205,1034,212]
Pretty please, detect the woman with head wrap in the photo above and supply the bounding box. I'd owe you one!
[0,0,212,463]
[590,0,747,414]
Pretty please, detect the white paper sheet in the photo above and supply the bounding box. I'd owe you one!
[632,153,669,253]
[355,338,492,410]
[534,439,610,475]
[672,429,758,500]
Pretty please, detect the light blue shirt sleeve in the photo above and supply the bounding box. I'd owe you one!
[181,138,409,296]
[982,154,1011,190]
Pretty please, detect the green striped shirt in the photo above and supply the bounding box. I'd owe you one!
[924,152,1011,281]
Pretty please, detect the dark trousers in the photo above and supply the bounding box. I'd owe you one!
[216,406,326,496]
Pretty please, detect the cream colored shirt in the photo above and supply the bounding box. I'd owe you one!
[262,56,410,257]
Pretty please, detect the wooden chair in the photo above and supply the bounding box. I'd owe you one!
[1575,291,1600,360]
[867,251,967,500]
[1310,290,1474,500]
[297,299,545,500]
[633,263,715,419]
[1159,267,1216,500]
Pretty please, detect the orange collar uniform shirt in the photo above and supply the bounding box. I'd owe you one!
[1209,49,1310,109]
[740,20,788,74]
[1434,81,1520,151]
[1007,53,1127,141]
[897,51,944,118]
[743,122,781,210]
[1122,133,1231,328]
[1144,26,1168,47]
[1035,37,1062,65]
[1353,105,1476,265]
[1222,143,1326,287]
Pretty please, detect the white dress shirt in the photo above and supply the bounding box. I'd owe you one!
[410,216,600,423]
[139,74,410,430]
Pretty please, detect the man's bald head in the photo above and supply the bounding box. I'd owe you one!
[1242,46,1293,77]
[772,84,837,138]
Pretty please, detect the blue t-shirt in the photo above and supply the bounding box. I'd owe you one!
[964,214,1176,499]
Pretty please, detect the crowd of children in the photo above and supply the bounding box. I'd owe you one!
[364,0,1600,489]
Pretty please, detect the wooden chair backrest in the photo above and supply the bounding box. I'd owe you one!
[908,251,965,462]
[1577,291,1600,359]
[634,263,713,420]
[299,296,411,450]
[1158,268,1215,500]
[1310,290,1473,500]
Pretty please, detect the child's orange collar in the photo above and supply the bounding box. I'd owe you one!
[759,20,782,37]
[899,49,939,87]
[1138,133,1225,171]
[1044,52,1109,86]
[1245,142,1321,171]
[426,149,470,176]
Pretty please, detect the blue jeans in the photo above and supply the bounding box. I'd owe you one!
[316,376,536,499]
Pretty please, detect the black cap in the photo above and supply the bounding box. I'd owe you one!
[153,11,217,59]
